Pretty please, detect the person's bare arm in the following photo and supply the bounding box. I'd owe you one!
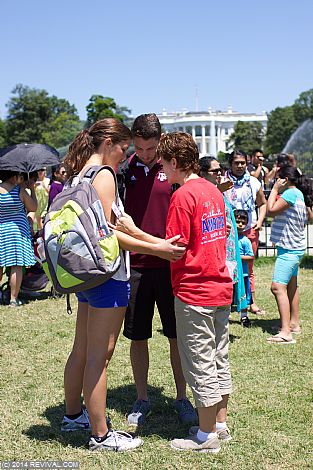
[20,182,37,212]
[250,165,262,180]
[115,230,185,261]
[112,213,163,244]
[307,207,313,222]
[92,169,185,260]
[267,179,290,217]
[253,187,267,230]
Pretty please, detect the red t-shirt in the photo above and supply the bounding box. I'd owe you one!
[124,155,171,269]
[166,178,233,306]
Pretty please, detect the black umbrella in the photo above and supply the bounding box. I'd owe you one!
[0,143,61,173]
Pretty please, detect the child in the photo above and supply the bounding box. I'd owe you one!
[234,210,254,327]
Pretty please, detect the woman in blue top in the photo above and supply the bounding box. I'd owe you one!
[266,166,313,344]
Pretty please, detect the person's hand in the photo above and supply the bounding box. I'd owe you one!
[114,213,137,235]
[252,221,263,231]
[217,179,234,193]
[156,235,186,261]
[273,178,287,192]
[28,180,36,190]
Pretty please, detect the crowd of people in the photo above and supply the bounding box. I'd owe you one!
[0,164,67,304]
[1,114,312,453]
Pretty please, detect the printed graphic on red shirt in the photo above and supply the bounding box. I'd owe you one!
[201,200,226,243]
[166,179,232,306]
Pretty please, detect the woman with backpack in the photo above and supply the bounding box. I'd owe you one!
[61,118,185,452]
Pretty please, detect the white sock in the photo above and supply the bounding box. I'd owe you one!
[216,421,227,431]
[196,429,217,442]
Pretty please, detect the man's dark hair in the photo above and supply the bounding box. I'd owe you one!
[251,149,263,157]
[229,149,248,165]
[199,156,217,174]
[131,113,161,140]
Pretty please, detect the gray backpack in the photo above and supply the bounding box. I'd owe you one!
[42,165,121,297]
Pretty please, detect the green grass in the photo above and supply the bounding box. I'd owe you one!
[1,264,313,469]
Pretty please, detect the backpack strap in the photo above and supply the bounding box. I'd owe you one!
[116,154,136,203]
[82,165,118,200]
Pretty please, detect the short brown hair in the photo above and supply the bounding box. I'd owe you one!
[156,132,200,173]
[131,113,161,140]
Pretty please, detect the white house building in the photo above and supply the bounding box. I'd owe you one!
[157,106,267,157]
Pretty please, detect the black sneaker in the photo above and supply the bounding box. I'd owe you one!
[240,316,251,328]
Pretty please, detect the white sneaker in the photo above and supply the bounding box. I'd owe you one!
[89,430,143,452]
[61,408,90,432]
[171,434,220,453]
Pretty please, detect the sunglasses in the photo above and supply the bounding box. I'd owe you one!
[60,171,67,175]
[208,168,222,174]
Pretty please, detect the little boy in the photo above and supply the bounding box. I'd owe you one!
[234,210,254,327]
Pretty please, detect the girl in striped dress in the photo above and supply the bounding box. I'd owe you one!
[266,166,313,344]
[0,171,37,306]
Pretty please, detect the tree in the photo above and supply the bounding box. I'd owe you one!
[264,106,298,154]
[5,84,82,147]
[293,88,313,124]
[42,113,83,148]
[228,121,264,154]
[0,119,6,147]
[86,95,131,126]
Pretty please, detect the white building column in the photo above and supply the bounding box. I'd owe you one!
[209,120,217,157]
[192,126,196,141]
[217,125,221,153]
[201,125,206,155]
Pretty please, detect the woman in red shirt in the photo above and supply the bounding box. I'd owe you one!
[156,132,233,453]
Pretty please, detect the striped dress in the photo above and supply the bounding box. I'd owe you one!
[0,185,35,267]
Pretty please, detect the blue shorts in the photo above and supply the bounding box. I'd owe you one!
[272,247,305,285]
[76,278,130,308]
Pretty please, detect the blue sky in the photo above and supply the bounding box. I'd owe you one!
[1,0,312,120]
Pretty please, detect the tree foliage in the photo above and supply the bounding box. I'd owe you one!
[228,121,264,154]
[4,84,82,147]
[265,88,313,155]
[0,119,6,147]
[264,106,298,154]
[86,95,131,126]
[293,88,313,124]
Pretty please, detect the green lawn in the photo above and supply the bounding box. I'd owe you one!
[1,260,312,470]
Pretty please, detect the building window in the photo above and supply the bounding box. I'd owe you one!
[195,126,202,137]
[224,128,229,135]
[186,126,192,135]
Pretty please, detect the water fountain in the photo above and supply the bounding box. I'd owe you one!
[283,119,313,176]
